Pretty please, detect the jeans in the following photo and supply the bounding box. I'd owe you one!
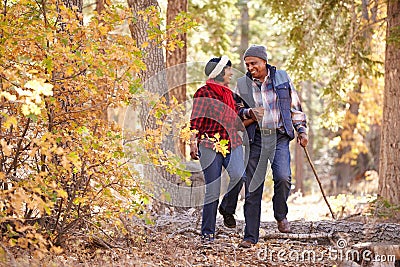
[199,145,245,236]
[243,131,292,243]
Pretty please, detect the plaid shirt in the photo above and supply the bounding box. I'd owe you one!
[242,71,307,133]
[190,85,242,150]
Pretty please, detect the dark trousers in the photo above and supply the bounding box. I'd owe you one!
[199,145,245,236]
[243,131,292,243]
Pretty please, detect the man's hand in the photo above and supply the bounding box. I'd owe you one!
[297,132,308,147]
[249,107,264,122]
[190,142,199,160]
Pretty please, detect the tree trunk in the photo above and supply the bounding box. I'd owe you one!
[378,0,400,205]
[238,0,249,73]
[166,0,187,156]
[127,0,168,136]
[95,0,105,14]
[127,0,167,105]
[127,0,177,212]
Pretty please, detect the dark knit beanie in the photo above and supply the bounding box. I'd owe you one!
[243,45,268,62]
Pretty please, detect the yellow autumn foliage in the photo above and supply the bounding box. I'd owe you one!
[0,0,195,256]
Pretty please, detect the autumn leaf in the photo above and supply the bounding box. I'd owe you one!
[24,79,53,96]
[213,138,230,157]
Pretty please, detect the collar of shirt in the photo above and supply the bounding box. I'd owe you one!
[252,69,270,88]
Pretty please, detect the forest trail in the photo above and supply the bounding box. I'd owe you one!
[4,194,399,267]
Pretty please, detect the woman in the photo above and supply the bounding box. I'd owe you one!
[190,56,246,243]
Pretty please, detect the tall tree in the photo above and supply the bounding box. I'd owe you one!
[166,0,187,155]
[126,0,182,210]
[127,0,167,111]
[378,0,400,205]
[238,0,249,73]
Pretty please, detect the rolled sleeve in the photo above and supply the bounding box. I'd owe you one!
[289,80,307,133]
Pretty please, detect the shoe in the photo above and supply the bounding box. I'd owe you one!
[219,206,236,228]
[238,240,255,248]
[201,234,215,244]
[277,218,292,233]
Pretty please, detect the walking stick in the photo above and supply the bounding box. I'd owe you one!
[303,147,336,220]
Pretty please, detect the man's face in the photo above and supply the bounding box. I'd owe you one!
[244,56,268,80]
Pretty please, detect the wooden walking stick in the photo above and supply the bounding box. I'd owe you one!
[303,147,336,220]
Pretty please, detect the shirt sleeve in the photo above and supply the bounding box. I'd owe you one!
[288,76,307,134]
[190,89,208,134]
[234,86,251,120]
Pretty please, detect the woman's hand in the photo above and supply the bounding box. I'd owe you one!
[190,142,199,160]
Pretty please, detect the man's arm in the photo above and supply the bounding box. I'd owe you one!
[288,76,308,147]
[233,89,262,124]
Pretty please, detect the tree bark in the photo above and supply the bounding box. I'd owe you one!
[95,0,105,14]
[127,0,168,134]
[127,0,167,103]
[378,0,400,205]
[127,0,177,212]
[238,0,249,73]
[166,0,187,156]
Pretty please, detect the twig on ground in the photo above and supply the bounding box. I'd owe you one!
[81,218,123,248]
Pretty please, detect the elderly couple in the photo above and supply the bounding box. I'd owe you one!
[189,45,308,248]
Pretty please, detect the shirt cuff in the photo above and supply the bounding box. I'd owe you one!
[243,108,251,120]
[297,126,307,134]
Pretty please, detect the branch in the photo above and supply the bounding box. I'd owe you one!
[81,218,124,249]
[50,68,87,82]
[6,118,31,175]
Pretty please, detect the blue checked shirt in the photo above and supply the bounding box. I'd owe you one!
[242,70,307,133]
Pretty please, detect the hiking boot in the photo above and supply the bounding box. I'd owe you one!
[238,240,255,248]
[219,206,236,228]
[201,234,215,244]
[277,218,292,233]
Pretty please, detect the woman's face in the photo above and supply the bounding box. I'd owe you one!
[222,66,233,86]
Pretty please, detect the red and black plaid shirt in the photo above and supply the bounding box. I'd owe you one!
[190,84,242,151]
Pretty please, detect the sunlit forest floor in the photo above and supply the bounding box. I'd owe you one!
[3,192,399,267]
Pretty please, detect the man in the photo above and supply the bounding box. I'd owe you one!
[190,56,246,243]
[235,45,308,248]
